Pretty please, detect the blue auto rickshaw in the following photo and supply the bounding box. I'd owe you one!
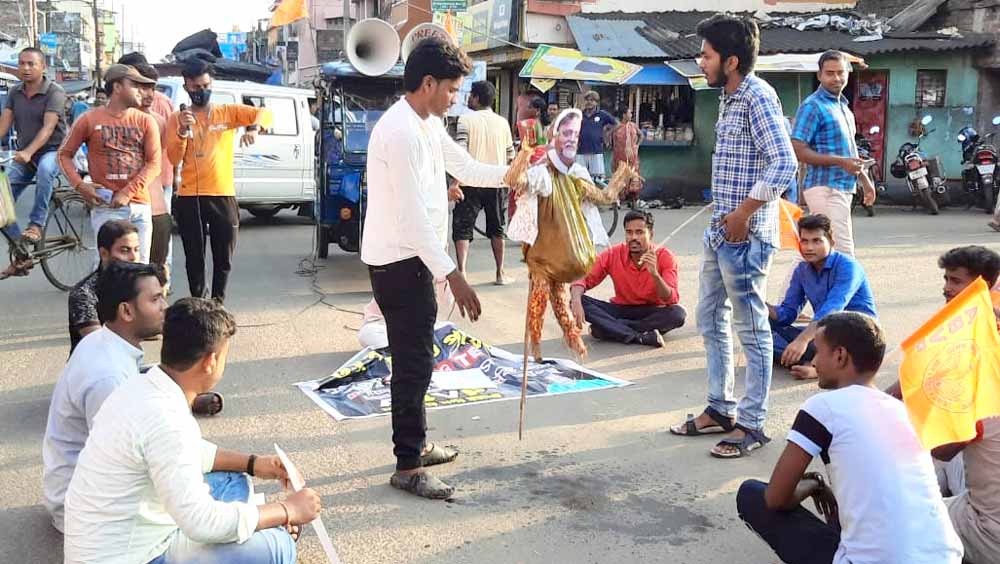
[315,61,405,257]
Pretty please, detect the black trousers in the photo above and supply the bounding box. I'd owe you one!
[581,294,686,344]
[452,187,507,241]
[369,257,437,471]
[737,479,840,564]
[174,195,239,302]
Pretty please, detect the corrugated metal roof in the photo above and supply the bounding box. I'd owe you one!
[565,16,669,58]
[569,11,995,59]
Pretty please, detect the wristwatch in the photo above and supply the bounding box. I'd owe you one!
[246,125,259,132]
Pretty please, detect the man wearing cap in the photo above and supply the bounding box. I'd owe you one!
[58,64,161,263]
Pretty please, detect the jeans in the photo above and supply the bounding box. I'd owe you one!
[769,319,816,365]
[90,202,153,263]
[1,150,59,239]
[803,186,854,257]
[696,235,775,431]
[147,471,296,564]
[581,295,686,344]
[737,479,840,564]
[369,257,437,471]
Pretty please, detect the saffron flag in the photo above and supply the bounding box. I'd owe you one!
[777,199,803,251]
[899,278,1000,450]
[271,0,308,28]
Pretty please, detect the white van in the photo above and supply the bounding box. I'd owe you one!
[157,77,316,218]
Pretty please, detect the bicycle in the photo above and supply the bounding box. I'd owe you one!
[1,155,95,291]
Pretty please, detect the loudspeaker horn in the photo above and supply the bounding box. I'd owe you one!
[346,18,401,77]
[401,22,454,63]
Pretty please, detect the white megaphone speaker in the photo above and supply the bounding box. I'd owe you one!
[401,22,454,63]
[346,18,401,77]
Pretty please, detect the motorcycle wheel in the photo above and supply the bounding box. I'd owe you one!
[984,182,996,215]
[921,189,940,215]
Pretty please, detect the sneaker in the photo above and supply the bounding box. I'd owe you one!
[637,330,665,348]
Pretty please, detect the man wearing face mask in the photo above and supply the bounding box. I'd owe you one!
[165,60,270,303]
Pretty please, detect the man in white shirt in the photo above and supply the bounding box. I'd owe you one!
[362,37,514,499]
[42,260,167,533]
[736,312,963,563]
[451,80,515,284]
[64,298,322,564]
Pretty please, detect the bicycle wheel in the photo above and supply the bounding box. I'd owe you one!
[40,192,95,291]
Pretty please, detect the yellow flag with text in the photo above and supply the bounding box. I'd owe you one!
[900,278,1000,450]
[271,0,308,28]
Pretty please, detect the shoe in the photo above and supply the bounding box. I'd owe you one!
[390,471,454,500]
[637,330,664,348]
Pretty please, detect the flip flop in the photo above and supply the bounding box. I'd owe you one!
[669,407,736,436]
[390,471,454,499]
[20,224,42,244]
[192,392,224,417]
[0,260,32,280]
[710,426,771,459]
[420,443,459,467]
[494,275,515,286]
[989,221,1000,233]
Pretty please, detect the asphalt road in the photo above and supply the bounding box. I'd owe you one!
[2,201,998,563]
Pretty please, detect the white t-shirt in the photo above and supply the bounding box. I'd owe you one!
[788,385,964,564]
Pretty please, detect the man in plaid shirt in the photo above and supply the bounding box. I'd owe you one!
[792,50,873,256]
[670,15,797,459]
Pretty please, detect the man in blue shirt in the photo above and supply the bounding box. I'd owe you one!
[668,15,797,459]
[576,91,617,180]
[792,50,874,257]
[768,213,877,380]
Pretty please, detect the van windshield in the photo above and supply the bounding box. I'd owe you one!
[336,82,403,153]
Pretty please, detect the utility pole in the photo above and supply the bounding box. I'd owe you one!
[91,0,102,87]
[29,0,39,46]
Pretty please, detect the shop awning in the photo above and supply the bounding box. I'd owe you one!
[667,52,868,89]
[622,63,687,85]
[520,45,641,84]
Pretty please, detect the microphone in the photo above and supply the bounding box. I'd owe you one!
[180,103,194,138]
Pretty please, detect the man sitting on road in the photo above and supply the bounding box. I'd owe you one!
[43,260,166,532]
[63,298,322,563]
[67,220,140,351]
[570,210,685,347]
[737,312,963,564]
[767,214,876,379]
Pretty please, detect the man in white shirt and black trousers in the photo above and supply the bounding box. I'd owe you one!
[362,38,515,500]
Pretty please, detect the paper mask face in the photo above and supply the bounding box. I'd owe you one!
[556,116,581,161]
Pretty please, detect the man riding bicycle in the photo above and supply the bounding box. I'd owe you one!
[0,47,69,279]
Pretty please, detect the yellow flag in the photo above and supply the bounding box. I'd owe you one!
[900,278,1000,450]
[271,0,308,28]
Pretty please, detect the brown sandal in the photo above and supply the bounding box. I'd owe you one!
[20,224,42,244]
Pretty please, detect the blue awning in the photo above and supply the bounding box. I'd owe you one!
[623,63,687,85]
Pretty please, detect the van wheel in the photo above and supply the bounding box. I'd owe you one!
[247,205,281,219]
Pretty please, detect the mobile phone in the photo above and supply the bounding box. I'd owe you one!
[95,188,113,204]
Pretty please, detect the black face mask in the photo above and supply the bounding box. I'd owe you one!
[187,88,212,107]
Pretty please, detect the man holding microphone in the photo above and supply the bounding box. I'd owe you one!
[166,60,270,303]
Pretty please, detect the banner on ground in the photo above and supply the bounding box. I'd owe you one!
[520,45,641,84]
[297,323,632,421]
[900,278,1000,449]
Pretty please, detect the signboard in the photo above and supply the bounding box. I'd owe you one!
[39,33,58,54]
[459,0,517,53]
[432,0,467,10]
[219,32,247,61]
[520,45,641,84]
[316,29,344,63]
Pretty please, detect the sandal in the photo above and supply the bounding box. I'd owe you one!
[669,407,736,436]
[20,224,42,244]
[390,471,454,500]
[710,425,771,459]
[0,259,32,280]
[420,443,458,467]
[192,392,224,417]
[989,221,1000,233]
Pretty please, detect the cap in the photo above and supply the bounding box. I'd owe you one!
[104,64,156,85]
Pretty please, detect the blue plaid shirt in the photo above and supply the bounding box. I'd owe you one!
[792,87,858,192]
[708,74,797,249]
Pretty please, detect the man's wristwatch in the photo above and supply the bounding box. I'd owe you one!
[246,125,259,132]
[247,454,257,476]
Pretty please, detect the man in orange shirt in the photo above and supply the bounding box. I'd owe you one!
[166,60,269,302]
[58,64,161,263]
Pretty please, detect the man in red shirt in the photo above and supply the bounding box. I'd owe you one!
[570,210,686,347]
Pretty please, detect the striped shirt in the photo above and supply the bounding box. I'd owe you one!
[792,87,858,192]
[708,74,797,249]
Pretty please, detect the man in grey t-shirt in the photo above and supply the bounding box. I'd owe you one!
[0,47,68,278]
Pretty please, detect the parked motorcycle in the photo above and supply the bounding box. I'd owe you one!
[889,115,948,215]
[957,115,1000,214]
[852,125,884,217]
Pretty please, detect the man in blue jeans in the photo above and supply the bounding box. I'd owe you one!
[0,47,68,278]
[767,213,877,380]
[669,15,797,459]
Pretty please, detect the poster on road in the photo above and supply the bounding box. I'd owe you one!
[296,323,631,421]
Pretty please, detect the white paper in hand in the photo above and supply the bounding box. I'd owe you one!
[274,444,343,564]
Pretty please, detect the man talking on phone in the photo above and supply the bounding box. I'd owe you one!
[166,60,269,303]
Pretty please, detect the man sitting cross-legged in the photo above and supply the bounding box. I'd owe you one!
[570,210,686,347]
[737,312,963,564]
[64,298,322,563]
[43,260,166,533]
[767,214,877,380]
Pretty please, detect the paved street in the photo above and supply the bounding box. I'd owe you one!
[1,203,998,563]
